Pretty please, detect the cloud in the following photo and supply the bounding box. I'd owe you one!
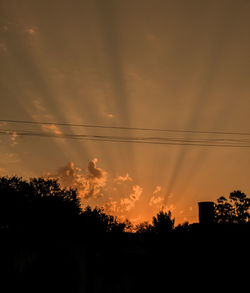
[84,158,107,199]
[114,173,132,184]
[87,158,104,179]
[29,99,48,120]
[107,113,115,118]
[120,185,143,211]
[42,124,62,135]
[7,131,18,146]
[104,198,119,213]
[149,195,164,207]
[32,99,46,112]
[104,178,143,215]
[46,158,107,200]
[163,204,176,213]
[153,186,162,194]
[10,131,18,146]
[28,99,64,137]
[26,28,37,35]
[47,161,85,190]
[149,186,163,207]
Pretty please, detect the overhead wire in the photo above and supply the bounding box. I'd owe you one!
[1,127,250,148]
[2,128,250,143]
[1,118,250,136]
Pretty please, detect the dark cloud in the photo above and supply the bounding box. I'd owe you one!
[46,158,107,200]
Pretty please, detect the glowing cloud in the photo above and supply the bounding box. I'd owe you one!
[46,158,107,200]
[29,99,63,136]
[163,204,176,213]
[47,161,84,189]
[10,131,18,146]
[153,186,162,194]
[120,185,143,212]
[104,198,119,213]
[149,186,163,207]
[26,28,36,35]
[114,173,133,184]
[42,124,62,135]
[84,158,107,199]
[32,99,46,112]
[149,195,164,207]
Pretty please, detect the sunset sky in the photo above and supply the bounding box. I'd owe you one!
[0,0,250,225]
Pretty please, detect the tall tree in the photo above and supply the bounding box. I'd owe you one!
[80,206,131,234]
[151,210,175,233]
[0,176,81,229]
[214,190,250,224]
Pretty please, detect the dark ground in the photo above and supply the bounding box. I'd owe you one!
[1,223,249,293]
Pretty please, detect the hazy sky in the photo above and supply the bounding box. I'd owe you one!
[1,0,250,224]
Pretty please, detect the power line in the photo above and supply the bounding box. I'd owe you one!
[1,119,250,136]
[2,128,250,143]
[2,129,250,148]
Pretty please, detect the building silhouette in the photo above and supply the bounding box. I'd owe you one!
[198,201,215,224]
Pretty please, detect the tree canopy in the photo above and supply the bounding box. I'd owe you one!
[136,210,175,234]
[214,190,250,224]
[80,206,131,234]
[0,176,81,229]
[0,176,130,234]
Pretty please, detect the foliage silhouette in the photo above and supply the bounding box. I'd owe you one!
[0,176,81,231]
[151,210,175,233]
[214,190,250,224]
[0,176,130,236]
[1,176,250,292]
[135,210,175,234]
[135,221,152,234]
[80,206,131,234]
[174,221,190,232]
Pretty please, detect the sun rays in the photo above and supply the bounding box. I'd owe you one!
[1,0,250,224]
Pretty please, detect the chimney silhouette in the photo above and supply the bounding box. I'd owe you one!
[198,201,214,224]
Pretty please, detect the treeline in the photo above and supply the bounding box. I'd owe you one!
[1,176,250,293]
[0,176,130,236]
[0,176,250,236]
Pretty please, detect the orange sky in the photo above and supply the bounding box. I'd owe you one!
[0,0,250,225]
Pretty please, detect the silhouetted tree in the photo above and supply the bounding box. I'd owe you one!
[109,218,132,233]
[29,177,81,221]
[135,211,175,234]
[80,206,130,234]
[214,190,250,224]
[135,221,153,234]
[0,176,81,230]
[229,190,250,223]
[151,210,175,233]
[214,196,234,224]
[0,176,32,228]
[174,221,190,232]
